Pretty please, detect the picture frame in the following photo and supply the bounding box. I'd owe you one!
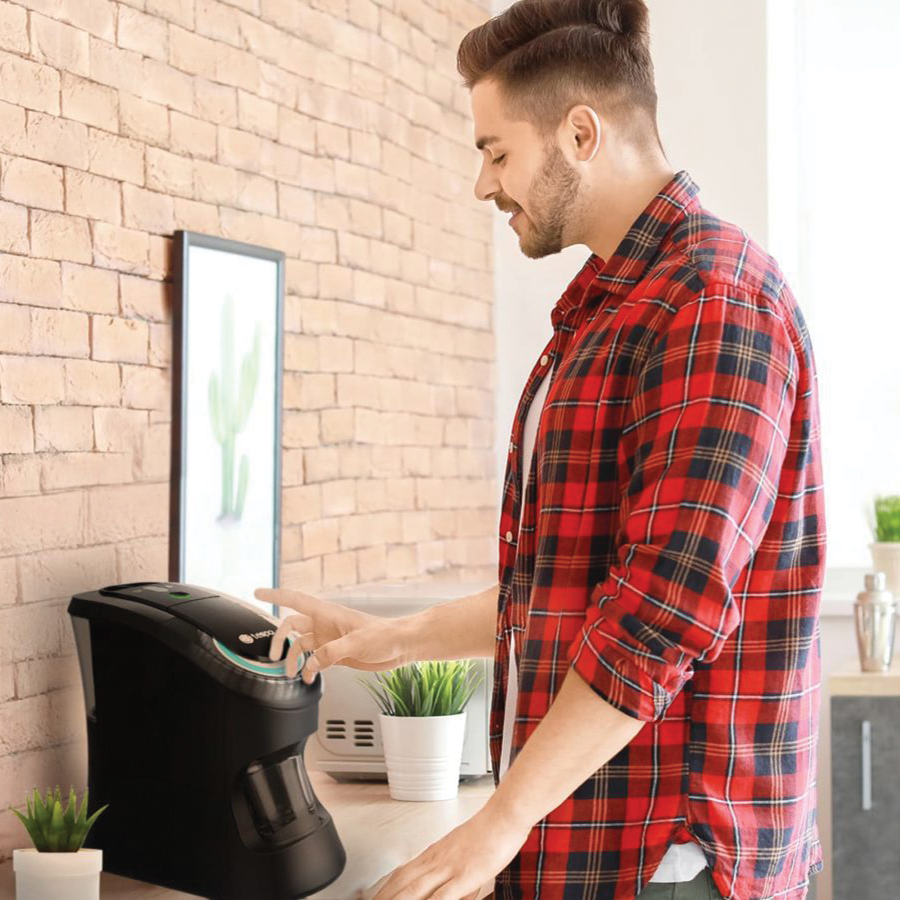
[170,231,285,612]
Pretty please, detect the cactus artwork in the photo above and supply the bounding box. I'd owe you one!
[209,293,261,522]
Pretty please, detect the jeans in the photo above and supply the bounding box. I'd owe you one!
[485,868,727,899]
[638,868,725,898]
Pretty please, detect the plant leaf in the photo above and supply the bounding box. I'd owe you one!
[81,804,109,844]
[33,787,50,835]
[63,786,77,835]
[75,787,89,829]
[47,799,65,851]
[10,806,46,851]
[357,677,393,716]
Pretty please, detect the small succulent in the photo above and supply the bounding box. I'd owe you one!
[357,659,484,717]
[873,495,900,542]
[9,785,107,852]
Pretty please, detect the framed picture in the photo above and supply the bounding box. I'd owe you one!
[170,231,285,612]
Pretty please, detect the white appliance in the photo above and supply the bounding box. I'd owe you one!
[303,579,496,782]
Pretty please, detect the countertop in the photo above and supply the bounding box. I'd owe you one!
[830,654,900,696]
[0,767,498,899]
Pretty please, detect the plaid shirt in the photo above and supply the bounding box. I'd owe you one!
[490,170,825,900]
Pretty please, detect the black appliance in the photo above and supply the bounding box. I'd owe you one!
[67,581,346,899]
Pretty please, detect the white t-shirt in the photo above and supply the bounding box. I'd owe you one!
[498,360,706,884]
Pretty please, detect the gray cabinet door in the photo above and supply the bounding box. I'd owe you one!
[831,696,900,898]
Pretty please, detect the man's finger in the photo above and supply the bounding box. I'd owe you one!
[303,633,356,682]
[284,632,314,677]
[255,586,317,611]
[268,612,312,660]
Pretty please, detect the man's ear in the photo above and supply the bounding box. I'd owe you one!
[585,108,601,162]
[568,105,602,163]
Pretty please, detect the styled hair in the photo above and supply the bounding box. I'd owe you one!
[457,0,661,151]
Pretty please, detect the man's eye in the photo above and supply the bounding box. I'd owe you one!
[492,154,506,166]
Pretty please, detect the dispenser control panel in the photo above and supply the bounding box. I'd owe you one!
[100,582,219,609]
[98,582,287,663]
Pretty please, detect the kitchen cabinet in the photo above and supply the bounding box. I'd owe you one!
[830,661,900,898]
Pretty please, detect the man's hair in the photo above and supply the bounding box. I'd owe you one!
[457,0,661,152]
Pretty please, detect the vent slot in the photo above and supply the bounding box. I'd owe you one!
[355,719,374,747]
[325,719,346,740]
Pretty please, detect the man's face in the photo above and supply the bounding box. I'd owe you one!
[471,79,584,259]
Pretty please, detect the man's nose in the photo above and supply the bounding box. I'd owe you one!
[473,162,499,203]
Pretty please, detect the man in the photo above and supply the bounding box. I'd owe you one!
[261,1,826,897]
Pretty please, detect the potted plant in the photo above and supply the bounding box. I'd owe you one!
[9,785,108,900]
[869,494,900,597]
[358,660,484,802]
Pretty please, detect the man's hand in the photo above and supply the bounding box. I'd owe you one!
[255,586,417,681]
[364,802,529,900]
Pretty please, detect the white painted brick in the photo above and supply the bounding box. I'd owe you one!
[20,545,117,606]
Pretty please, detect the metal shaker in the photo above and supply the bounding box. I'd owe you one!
[854,571,897,672]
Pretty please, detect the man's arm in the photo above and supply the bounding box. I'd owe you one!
[489,666,643,830]
[400,583,499,662]
[565,286,799,721]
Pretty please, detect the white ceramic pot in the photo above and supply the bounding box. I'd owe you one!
[870,542,900,598]
[379,711,467,801]
[13,847,102,900]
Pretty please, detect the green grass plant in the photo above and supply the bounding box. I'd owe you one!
[9,786,107,852]
[357,659,484,717]
[873,495,900,542]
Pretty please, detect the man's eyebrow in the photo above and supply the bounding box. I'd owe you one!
[475,135,501,150]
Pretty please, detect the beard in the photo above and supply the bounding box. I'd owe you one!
[515,139,583,259]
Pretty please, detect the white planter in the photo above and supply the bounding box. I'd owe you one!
[870,542,900,598]
[13,847,102,900]
[379,711,467,801]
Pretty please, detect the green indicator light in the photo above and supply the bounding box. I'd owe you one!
[169,591,191,598]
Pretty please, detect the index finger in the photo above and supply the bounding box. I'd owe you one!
[267,611,312,660]
[255,588,315,658]
[255,587,315,610]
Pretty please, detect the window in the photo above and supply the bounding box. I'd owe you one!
[767,0,900,591]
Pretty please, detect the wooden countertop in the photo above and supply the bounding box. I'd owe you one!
[0,767,498,899]
[830,655,900,696]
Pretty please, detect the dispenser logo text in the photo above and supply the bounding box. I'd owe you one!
[238,629,275,644]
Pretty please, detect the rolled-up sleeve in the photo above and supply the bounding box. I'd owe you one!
[566,284,799,721]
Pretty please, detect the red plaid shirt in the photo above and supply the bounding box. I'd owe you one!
[491,170,825,900]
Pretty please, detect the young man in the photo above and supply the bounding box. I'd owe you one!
[454,1,826,897]
[263,2,826,898]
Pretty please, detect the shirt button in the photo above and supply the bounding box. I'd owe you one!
[505,530,513,542]
[540,354,549,366]
[509,441,514,454]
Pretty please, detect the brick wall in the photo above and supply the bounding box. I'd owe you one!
[0,0,496,858]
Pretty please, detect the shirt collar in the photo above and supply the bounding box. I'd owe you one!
[550,170,701,330]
